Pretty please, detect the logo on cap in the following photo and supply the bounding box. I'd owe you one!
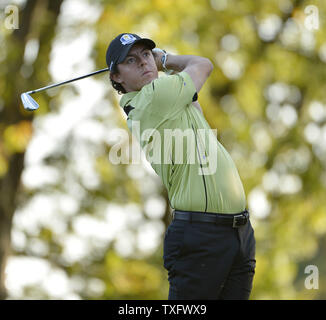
[120,34,137,45]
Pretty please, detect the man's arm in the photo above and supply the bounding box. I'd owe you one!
[168,55,212,114]
[153,50,213,93]
[164,54,214,94]
[152,51,213,114]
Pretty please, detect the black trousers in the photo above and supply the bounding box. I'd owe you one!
[163,214,256,300]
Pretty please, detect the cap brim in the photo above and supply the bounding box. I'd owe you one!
[116,38,156,65]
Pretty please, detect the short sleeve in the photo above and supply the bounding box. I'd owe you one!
[151,71,197,118]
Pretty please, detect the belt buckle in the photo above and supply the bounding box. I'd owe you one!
[232,214,246,228]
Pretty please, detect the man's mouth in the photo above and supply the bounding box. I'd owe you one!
[142,70,152,76]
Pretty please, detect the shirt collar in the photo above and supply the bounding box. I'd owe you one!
[119,91,139,108]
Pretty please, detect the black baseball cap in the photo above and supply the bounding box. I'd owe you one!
[106,33,156,73]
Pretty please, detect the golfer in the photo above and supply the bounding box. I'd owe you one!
[106,33,256,300]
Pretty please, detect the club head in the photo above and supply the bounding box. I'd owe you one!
[21,92,39,111]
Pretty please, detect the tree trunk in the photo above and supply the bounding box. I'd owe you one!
[0,0,63,300]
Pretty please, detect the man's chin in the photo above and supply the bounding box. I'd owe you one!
[143,74,158,86]
[131,74,158,91]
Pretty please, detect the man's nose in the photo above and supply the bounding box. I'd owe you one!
[138,55,147,66]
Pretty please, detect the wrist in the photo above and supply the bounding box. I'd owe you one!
[163,53,175,75]
[152,48,173,74]
[152,48,164,71]
[160,50,168,72]
[160,52,174,75]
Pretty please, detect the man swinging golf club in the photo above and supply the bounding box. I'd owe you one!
[106,33,256,300]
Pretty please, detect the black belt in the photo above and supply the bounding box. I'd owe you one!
[173,209,249,228]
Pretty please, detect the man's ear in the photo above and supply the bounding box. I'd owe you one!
[110,72,122,84]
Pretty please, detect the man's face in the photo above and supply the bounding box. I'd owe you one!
[111,43,158,93]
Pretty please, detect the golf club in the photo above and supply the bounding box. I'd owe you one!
[21,67,109,111]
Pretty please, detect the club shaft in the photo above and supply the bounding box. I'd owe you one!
[27,68,109,95]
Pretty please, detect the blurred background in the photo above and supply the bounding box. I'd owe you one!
[0,0,325,300]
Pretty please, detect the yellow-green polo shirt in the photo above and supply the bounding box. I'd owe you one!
[119,71,246,214]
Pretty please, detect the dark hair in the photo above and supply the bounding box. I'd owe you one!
[110,77,126,95]
[109,65,126,95]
